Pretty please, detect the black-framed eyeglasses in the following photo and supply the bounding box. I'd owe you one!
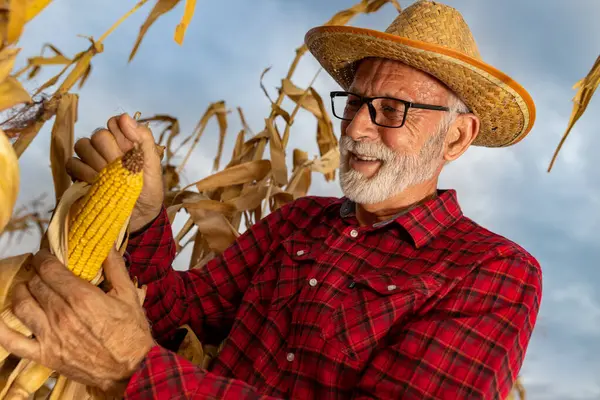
[330,91,451,128]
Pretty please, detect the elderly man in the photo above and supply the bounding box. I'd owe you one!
[0,1,541,399]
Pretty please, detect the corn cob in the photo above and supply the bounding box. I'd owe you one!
[66,146,144,281]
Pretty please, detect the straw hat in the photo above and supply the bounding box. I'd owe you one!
[304,0,536,147]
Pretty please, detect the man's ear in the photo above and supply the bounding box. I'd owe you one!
[443,113,480,162]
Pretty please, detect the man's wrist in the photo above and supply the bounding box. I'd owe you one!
[129,208,162,235]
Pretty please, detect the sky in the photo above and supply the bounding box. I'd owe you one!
[3,0,600,398]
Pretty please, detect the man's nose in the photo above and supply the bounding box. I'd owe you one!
[344,104,379,142]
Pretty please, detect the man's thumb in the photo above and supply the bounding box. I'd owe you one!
[102,247,137,302]
[118,114,160,166]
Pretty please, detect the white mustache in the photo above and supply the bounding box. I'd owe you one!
[339,136,397,161]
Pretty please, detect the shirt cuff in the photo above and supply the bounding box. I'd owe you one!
[124,345,204,399]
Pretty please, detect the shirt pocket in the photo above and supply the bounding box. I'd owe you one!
[321,272,436,366]
[270,237,319,311]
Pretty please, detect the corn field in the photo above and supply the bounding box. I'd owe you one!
[0,0,597,398]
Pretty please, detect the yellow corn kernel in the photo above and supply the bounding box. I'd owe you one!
[67,146,144,281]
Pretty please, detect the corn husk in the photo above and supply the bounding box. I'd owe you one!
[0,131,19,235]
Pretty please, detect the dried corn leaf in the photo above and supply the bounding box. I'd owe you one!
[281,79,322,117]
[27,54,71,67]
[271,104,292,125]
[1,361,53,399]
[176,325,204,365]
[0,76,31,112]
[265,122,288,186]
[189,230,207,269]
[174,216,194,252]
[0,253,33,311]
[280,79,337,178]
[177,101,227,173]
[57,45,99,94]
[365,0,399,13]
[184,198,236,216]
[50,93,77,202]
[48,375,91,400]
[129,0,181,62]
[0,130,20,235]
[237,107,252,135]
[162,164,180,192]
[174,0,196,45]
[186,207,239,253]
[548,55,600,172]
[5,0,27,44]
[184,160,271,192]
[313,89,338,180]
[45,181,89,268]
[11,101,58,158]
[0,357,29,399]
[225,184,268,212]
[212,103,228,171]
[33,377,55,400]
[253,137,268,161]
[25,0,54,22]
[271,190,294,211]
[139,114,180,162]
[323,0,396,26]
[229,129,246,165]
[32,63,71,96]
[0,48,20,82]
[309,147,339,175]
[287,149,311,199]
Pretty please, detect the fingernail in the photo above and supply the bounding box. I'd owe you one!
[123,113,137,130]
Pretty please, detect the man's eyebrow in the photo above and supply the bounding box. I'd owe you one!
[347,88,416,102]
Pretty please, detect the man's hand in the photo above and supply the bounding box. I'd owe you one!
[0,248,155,395]
[66,113,164,233]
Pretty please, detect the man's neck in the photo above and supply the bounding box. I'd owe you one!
[354,179,439,226]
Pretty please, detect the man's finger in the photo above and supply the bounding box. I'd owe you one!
[107,115,134,153]
[65,157,97,184]
[73,138,108,173]
[27,275,69,315]
[32,249,104,307]
[0,317,41,362]
[90,128,123,164]
[102,248,138,305]
[117,114,160,163]
[11,282,50,339]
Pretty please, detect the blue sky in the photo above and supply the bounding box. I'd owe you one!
[5,0,600,398]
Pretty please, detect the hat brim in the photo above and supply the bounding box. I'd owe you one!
[304,25,536,147]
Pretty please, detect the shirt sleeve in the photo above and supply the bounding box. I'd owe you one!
[124,203,290,347]
[124,345,284,400]
[350,253,542,400]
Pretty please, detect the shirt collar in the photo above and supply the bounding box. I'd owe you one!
[337,189,463,248]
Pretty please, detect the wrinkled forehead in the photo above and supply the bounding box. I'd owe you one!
[349,57,451,103]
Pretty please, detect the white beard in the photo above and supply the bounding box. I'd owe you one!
[338,127,446,205]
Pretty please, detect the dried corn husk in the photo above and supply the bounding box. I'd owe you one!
[548,55,600,172]
[0,130,19,235]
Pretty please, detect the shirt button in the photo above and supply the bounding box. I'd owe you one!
[350,229,358,238]
[296,250,305,256]
[286,353,295,362]
[387,284,397,291]
[309,278,318,287]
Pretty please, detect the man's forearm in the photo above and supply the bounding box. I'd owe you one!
[125,206,177,287]
[125,345,282,400]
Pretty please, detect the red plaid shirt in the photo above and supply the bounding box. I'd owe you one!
[123,190,542,399]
